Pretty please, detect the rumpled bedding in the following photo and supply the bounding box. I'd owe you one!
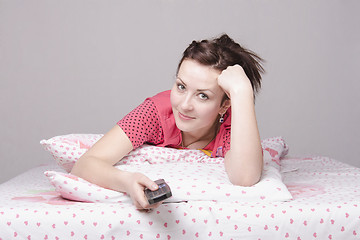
[1,155,360,239]
[42,135,292,203]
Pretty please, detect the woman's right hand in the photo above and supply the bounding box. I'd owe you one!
[123,172,163,210]
[71,126,163,209]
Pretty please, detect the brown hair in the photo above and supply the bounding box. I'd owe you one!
[177,34,264,97]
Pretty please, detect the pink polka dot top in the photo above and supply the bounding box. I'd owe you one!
[117,90,231,158]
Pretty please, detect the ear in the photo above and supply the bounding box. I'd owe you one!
[219,99,231,115]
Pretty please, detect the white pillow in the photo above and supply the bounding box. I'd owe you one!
[40,134,103,172]
[40,134,288,172]
[45,163,291,203]
[45,144,293,203]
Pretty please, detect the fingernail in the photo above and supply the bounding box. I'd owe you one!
[152,184,158,190]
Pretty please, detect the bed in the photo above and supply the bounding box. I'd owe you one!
[1,134,359,240]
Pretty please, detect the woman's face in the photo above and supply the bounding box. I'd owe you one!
[170,59,229,136]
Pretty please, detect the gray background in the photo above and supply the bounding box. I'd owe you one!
[1,0,359,184]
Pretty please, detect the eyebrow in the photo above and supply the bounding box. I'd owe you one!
[177,77,215,94]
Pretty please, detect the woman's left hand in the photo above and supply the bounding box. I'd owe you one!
[217,65,253,98]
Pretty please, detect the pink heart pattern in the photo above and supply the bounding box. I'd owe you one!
[1,138,358,239]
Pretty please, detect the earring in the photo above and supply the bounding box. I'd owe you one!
[219,114,224,123]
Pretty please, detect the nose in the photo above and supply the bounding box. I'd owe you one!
[180,94,194,111]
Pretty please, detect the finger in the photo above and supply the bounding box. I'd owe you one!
[138,192,165,209]
[144,201,163,209]
[133,174,162,209]
[134,194,164,209]
[133,186,152,209]
[139,196,151,209]
[137,175,159,191]
[133,200,142,209]
[132,192,150,209]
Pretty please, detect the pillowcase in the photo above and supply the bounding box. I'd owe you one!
[45,144,292,203]
[261,136,289,167]
[40,134,103,172]
[42,133,291,203]
[44,170,132,204]
[40,134,288,172]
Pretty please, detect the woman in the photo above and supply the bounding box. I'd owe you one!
[71,34,264,209]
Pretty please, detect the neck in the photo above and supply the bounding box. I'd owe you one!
[181,122,220,149]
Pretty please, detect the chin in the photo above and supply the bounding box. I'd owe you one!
[174,120,189,132]
[174,118,195,132]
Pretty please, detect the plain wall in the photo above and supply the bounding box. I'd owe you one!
[1,0,359,183]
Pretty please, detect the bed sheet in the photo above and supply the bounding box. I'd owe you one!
[1,156,360,240]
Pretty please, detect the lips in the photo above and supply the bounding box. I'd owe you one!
[178,112,195,120]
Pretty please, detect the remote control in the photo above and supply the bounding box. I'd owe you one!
[144,179,172,204]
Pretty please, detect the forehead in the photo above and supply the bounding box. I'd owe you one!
[177,59,222,92]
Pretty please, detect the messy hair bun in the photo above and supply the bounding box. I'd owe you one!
[178,34,264,96]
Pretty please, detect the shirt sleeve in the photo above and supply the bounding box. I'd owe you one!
[221,128,231,157]
[117,99,164,149]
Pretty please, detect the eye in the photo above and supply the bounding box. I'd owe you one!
[177,83,186,91]
[198,93,209,100]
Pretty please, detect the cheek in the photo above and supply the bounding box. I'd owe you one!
[198,103,221,120]
[170,89,179,108]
